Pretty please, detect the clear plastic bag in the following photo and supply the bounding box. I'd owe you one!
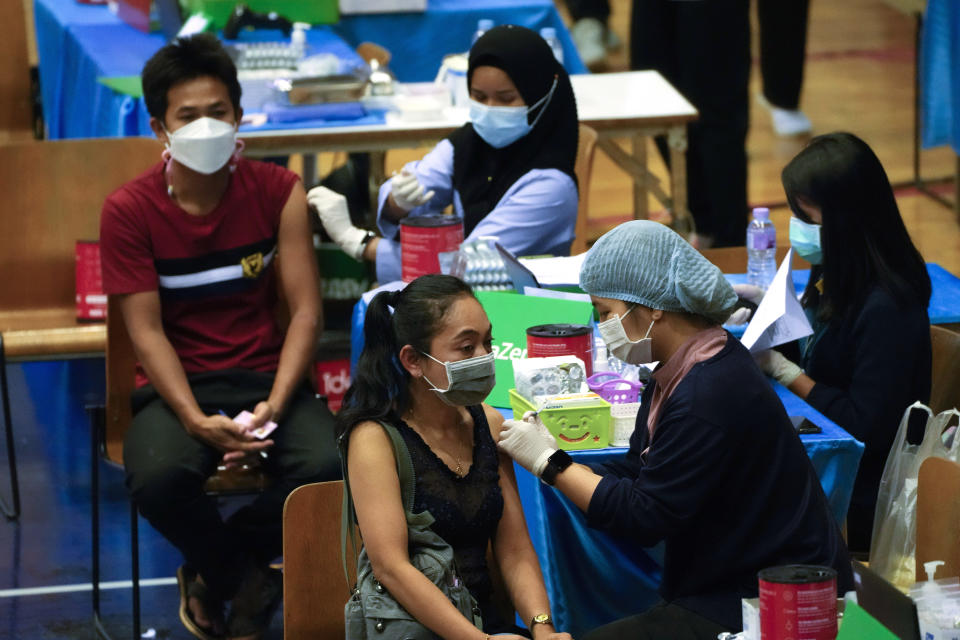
[869,402,960,589]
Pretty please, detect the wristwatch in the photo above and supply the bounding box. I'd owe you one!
[530,613,553,629]
[539,450,572,486]
[359,229,376,245]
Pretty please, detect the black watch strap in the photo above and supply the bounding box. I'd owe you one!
[540,449,572,486]
[359,229,376,245]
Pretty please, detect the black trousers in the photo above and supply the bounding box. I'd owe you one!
[565,0,611,22]
[124,369,341,600]
[757,0,810,110]
[630,0,750,247]
[584,601,731,640]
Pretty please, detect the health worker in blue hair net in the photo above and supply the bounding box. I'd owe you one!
[498,220,853,639]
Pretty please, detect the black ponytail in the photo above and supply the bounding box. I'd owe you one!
[336,274,475,438]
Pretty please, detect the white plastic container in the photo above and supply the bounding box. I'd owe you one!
[610,402,640,447]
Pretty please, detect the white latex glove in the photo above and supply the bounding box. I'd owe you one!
[497,411,558,477]
[390,170,435,212]
[754,349,803,386]
[307,186,368,261]
[727,283,767,325]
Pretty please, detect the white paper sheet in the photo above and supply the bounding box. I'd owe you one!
[518,253,587,287]
[522,286,592,303]
[740,248,813,352]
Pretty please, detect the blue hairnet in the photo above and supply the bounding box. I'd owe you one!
[579,221,738,324]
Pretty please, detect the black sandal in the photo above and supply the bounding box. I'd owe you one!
[225,563,283,638]
[177,565,226,640]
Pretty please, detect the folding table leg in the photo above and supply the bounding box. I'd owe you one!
[89,405,114,640]
[131,501,141,640]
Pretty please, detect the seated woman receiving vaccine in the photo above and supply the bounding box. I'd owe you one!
[308,24,580,283]
[339,274,571,639]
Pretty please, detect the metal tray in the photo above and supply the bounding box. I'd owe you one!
[278,74,369,105]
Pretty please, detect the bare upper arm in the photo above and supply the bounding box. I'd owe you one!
[346,421,410,570]
[117,290,164,346]
[486,405,536,560]
[276,181,320,318]
[483,403,505,442]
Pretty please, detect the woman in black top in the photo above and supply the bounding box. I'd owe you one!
[754,132,932,552]
[338,275,570,639]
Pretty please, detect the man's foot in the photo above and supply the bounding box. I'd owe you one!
[757,93,813,137]
[225,563,283,640]
[570,18,610,71]
[177,565,226,640]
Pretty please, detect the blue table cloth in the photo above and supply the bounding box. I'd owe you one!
[33,0,376,138]
[332,0,587,82]
[511,381,864,637]
[920,0,960,153]
[34,0,586,140]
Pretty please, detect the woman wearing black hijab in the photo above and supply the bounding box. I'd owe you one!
[308,24,580,283]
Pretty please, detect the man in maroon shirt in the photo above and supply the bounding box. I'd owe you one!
[99,34,338,640]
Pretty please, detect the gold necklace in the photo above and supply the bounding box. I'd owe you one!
[405,409,469,478]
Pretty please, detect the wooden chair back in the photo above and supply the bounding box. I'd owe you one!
[282,480,354,640]
[105,296,136,465]
[916,456,960,579]
[930,325,960,413]
[0,138,160,317]
[699,246,792,274]
[570,123,598,255]
[0,0,32,141]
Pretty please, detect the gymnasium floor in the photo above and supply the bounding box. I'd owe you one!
[2,1,958,638]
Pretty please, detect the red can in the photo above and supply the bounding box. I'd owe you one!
[525,324,593,378]
[400,215,464,283]
[75,240,106,320]
[759,565,837,640]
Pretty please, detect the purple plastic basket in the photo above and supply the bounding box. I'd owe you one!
[596,379,642,404]
[586,372,621,393]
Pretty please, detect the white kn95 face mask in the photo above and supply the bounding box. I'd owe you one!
[164,117,237,175]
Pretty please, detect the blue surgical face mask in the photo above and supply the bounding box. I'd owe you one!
[468,77,558,149]
[789,216,823,264]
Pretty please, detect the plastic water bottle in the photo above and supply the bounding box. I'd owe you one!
[540,27,564,64]
[290,22,309,61]
[472,19,494,46]
[746,207,777,290]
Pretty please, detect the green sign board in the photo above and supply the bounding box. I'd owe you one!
[836,602,899,640]
[474,290,594,409]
